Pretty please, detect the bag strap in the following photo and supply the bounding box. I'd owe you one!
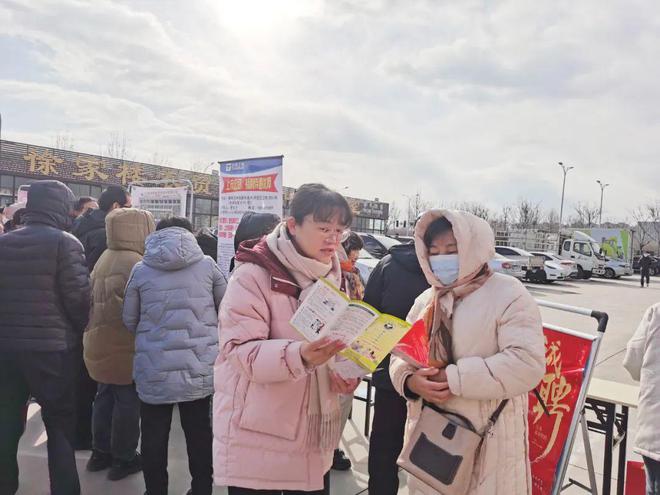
[422,400,478,433]
[438,319,455,365]
[483,399,509,435]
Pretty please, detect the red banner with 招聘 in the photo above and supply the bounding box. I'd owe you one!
[528,327,594,495]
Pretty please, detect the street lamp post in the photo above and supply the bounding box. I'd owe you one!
[558,162,574,228]
[596,180,611,225]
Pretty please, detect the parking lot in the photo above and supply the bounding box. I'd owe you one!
[15,276,659,494]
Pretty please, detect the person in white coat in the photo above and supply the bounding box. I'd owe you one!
[390,210,545,495]
[624,303,660,495]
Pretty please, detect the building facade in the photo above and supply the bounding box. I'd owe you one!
[0,139,388,233]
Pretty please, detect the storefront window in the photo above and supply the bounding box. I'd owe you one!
[0,175,13,196]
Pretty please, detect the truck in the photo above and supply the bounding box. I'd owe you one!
[558,231,606,279]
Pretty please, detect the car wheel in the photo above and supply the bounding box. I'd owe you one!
[604,268,615,279]
[584,271,593,280]
[577,266,584,279]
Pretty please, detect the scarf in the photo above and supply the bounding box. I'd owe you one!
[337,245,365,300]
[423,264,493,366]
[266,223,343,451]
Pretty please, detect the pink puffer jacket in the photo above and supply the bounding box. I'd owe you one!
[212,239,332,491]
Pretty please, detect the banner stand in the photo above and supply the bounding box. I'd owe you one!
[128,179,194,222]
[531,300,608,495]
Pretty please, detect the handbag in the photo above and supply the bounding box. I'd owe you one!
[397,318,508,494]
[398,399,508,494]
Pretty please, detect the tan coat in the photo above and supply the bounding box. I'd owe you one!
[390,210,545,495]
[83,208,155,385]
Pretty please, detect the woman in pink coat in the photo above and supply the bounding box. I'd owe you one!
[213,183,360,494]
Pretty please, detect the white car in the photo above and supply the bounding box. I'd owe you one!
[531,251,578,281]
[355,249,379,283]
[601,258,630,279]
[488,254,526,280]
[494,246,545,281]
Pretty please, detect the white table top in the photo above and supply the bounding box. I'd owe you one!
[587,378,640,408]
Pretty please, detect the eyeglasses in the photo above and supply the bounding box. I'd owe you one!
[319,227,351,242]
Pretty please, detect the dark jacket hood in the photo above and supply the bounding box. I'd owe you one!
[389,242,424,275]
[23,180,76,231]
[72,208,107,238]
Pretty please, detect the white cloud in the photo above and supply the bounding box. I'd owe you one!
[1,0,659,222]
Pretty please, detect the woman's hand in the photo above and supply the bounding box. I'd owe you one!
[300,338,346,367]
[406,367,453,404]
[329,371,360,394]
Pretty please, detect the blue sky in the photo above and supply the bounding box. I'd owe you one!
[1,0,659,222]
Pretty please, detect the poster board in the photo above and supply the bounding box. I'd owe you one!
[529,324,602,495]
[216,156,283,276]
[129,183,191,223]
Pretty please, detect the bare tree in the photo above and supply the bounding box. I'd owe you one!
[406,191,433,227]
[494,205,514,230]
[53,132,75,151]
[572,202,600,228]
[150,152,171,167]
[542,208,560,230]
[190,160,216,173]
[632,201,660,252]
[106,131,132,161]
[515,198,541,229]
[448,201,491,221]
[386,201,401,233]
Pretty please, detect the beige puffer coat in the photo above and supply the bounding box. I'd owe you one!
[390,209,545,495]
[83,208,155,384]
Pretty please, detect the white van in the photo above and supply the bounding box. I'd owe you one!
[558,231,606,279]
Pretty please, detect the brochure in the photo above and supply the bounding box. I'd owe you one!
[289,278,411,378]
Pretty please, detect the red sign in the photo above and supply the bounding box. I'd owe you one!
[222,174,278,193]
[528,327,594,495]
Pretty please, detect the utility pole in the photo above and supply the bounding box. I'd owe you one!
[596,180,611,225]
[558,162,574,228]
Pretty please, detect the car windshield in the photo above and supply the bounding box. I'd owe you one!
[591,242,605,260]
[372,234,401,250]
[359,249,375,259]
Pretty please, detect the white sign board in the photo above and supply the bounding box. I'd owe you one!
[131,186,188,222]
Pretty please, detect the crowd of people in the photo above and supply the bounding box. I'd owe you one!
[0,179,658,495]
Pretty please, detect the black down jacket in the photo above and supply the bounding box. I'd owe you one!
[0,180,91,352]
[363,242,430,391]
[71,207,108,271]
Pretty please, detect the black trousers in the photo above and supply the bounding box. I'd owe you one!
[367,387,408,495]
[0,350,80,495]
[227,472,330,495]
[645,456,660,495]
[140,396,213,495]
[642,269,651,286]
[74,344,97,448]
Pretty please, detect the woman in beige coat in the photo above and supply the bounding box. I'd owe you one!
[390,210,545,495]
[83,207,155,480]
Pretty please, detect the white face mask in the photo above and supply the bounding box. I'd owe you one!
[429,253,460,286]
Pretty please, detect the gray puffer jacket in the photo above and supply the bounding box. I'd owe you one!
[122,227,227,404]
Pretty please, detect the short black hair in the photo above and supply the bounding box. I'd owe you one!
[156,216,194,233]
[98,186,129,212]
[74,196,97,212]
[342,231,363,253]
[234,211,281,252]
[289,183,353,227]
[423,217,453,249]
